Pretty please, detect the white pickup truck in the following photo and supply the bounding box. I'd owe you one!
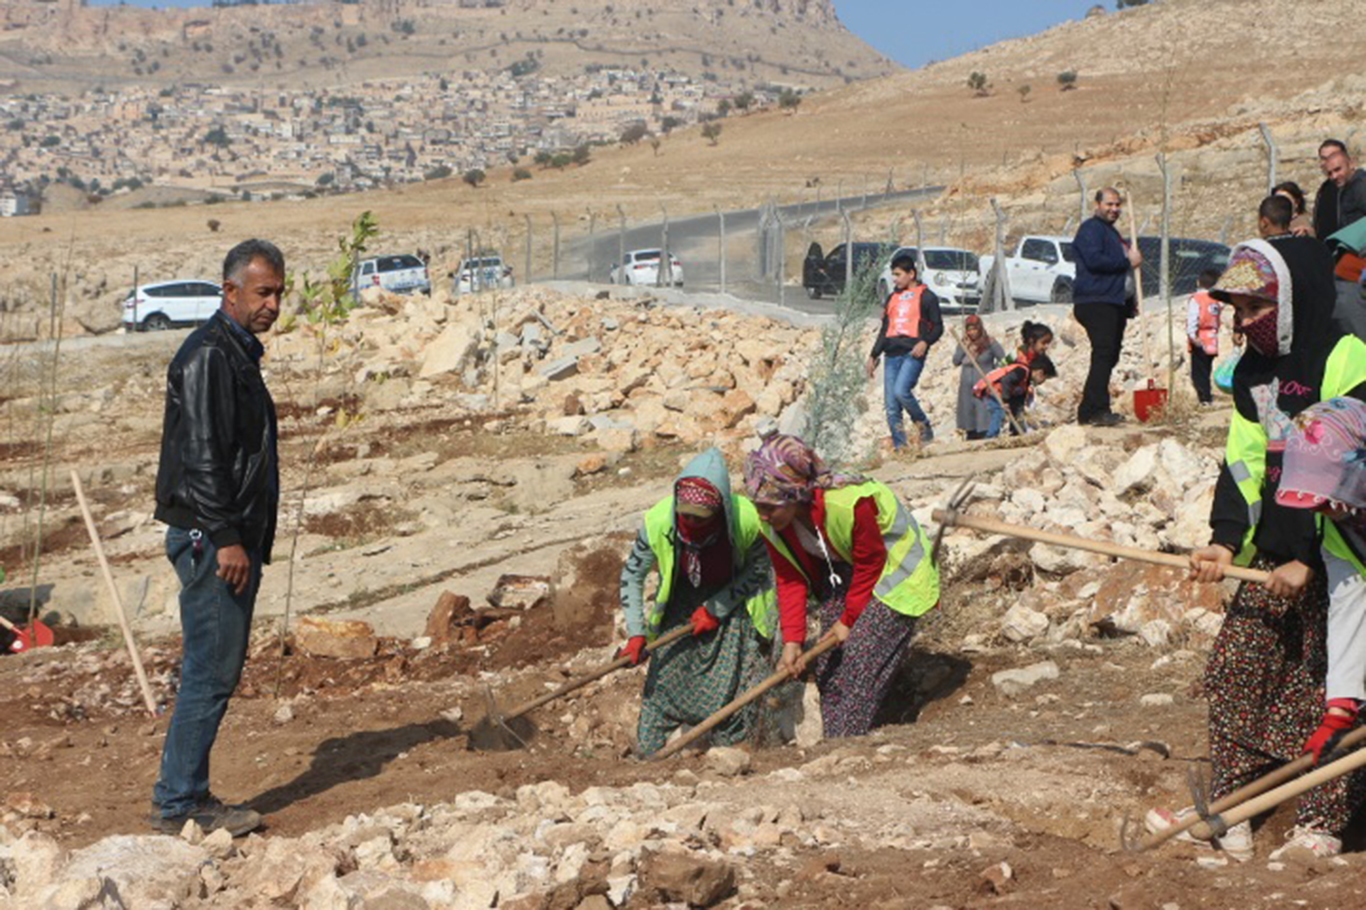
[979,235,1076,305]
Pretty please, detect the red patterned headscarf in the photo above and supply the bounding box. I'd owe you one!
[675,477,723,518]
[742,434,864,505]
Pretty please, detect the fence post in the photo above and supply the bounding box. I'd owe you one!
[1074,168,1088,225]
[835,178,843,215]
[986,198,1012,313]
[862,173,869,211]
[912,210,924,270]
[616,204,626,282]
[659,202,671,287]
[841,210,853,291]
[885,168,894,194]
[716,207,727,294]
[1158,152,1175,393]
[1258,122,1278,194]
[131,264,139,327]
[587,210,597,281]
[467,228,476,293]
[523,214,532,285]
[551,212,561,281]
[1219,215,1233,246]
[922,161,930,188]
[775,209,786,308]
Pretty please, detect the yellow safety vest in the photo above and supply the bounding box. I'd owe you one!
[641,495,777,639]
[758,481,939,618]
[1225,336,1366,571]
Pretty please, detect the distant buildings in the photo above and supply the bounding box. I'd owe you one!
[0,65,764,211]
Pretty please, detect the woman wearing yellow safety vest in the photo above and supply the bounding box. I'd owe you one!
[1150,237,1366,863]
[617,448,777,757]
[742,434,938,738]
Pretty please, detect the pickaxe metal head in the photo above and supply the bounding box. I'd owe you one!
[930,478,976,567]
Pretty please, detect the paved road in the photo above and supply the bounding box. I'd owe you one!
[553,188,944,315]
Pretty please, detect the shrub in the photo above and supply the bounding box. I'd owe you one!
[1058,70,1079,90]
[462,168,486,188]
[512,168,532,182]
[967,72,990,97]
[701,122,723,145]
[778,88,802,112]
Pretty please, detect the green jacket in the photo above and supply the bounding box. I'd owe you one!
[619,448,776,640]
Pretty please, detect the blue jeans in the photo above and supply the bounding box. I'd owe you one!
[153,527,261,818]
[983,396,1004,439]
[883,354,930,448]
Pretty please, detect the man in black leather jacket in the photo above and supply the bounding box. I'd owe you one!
[150,239,283,837]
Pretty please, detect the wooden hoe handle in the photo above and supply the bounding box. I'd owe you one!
[931,509,1272,584]
[652,634,842,761]
[503,623,693,721]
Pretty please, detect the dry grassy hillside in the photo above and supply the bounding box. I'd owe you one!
[4,0,1366,334]
[0,0,891,92]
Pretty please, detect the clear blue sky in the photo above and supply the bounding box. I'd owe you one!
[87,0,1094,70]
[835,1,1096,68]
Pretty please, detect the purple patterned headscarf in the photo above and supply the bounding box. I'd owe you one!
[743,434,864,505]
[1276,397,1366,529]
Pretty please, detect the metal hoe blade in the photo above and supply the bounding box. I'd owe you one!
[467,684,537,752]
[930,477,976,567]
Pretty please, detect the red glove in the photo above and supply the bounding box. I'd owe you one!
[617,635,647,666]
[1304,700,1359,764]
[690,607,720,636]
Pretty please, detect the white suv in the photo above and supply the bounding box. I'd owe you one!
[122,280,222,331]
[353,254,431,296]
[610,249,684,287]
[454,255,515,295]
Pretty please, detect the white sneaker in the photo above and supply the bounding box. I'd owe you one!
[1144,807,1253,862]
[1267,826,1342,863]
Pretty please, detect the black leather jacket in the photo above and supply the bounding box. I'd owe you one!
[154,311,278,561]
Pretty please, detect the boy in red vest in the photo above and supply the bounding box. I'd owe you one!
[974,353,1057,437]
[865,254,943,449]
[1186,268,1224,405]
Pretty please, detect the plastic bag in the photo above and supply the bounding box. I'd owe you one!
[1213,352,1240,395]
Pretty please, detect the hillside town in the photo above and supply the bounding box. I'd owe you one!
[0,64,768,211]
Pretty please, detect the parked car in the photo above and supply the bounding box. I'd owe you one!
[353,253,431,296]
[121,279,222,331]
[609,249,684,287]
[978,235,1076,305]
[453,254,515,295]
[801,242,889,299]
[1135,237,1231,297]
[875,246,982,313]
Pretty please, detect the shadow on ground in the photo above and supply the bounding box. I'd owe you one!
[250,718,462,816]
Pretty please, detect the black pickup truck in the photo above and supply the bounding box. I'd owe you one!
[801,242,889,299]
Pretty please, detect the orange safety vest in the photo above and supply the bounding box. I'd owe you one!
[1189,290,1220,356]
[973,362,1028,399]
[886,286,927,338]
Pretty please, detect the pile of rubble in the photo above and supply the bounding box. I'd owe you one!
[267,286,816,455]
[930,425,1230,653]
[0,743,1008,909]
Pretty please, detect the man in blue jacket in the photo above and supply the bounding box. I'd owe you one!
[1072,187,1143,426]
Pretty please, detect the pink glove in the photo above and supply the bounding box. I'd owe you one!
[690,607,720,636]
[1304,700,1359,764]
[617,635,647,666]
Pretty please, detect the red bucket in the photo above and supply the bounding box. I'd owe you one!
[1133,380,1168,423]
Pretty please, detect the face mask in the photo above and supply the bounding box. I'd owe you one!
[1240,305,1281,356]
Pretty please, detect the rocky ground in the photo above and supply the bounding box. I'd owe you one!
[3,284,1366,908]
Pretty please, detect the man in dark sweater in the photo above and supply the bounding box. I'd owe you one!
[1071,187,1142,426]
